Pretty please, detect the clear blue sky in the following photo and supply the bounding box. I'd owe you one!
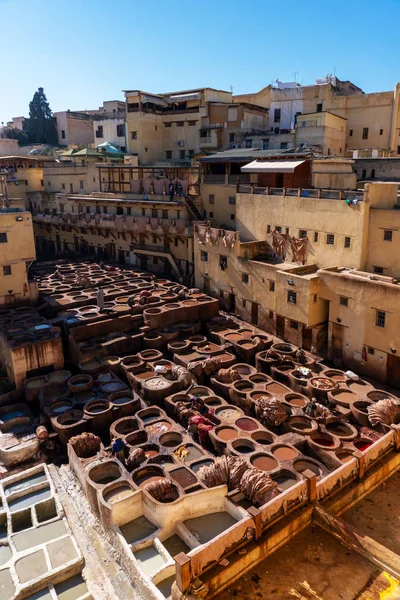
[1,0,399,123]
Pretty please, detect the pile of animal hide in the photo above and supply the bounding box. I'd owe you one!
[367,399,400,427]
[255,396,289,427]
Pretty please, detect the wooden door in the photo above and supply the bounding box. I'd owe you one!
[203,277,210,294]
[331,323,343,360]
[302,327,312,351]
[251,302,259,326]
[276,315,285,339]
[387,354,400,387]
[118,250,125,265]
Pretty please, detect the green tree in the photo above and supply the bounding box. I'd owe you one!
[0,126,29,146]
[24,87,58,145]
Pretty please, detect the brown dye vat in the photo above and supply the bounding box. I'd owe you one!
[225,333,244,342]
[104,485,134,504]
[170,468,197,488]
[331,390,358,406]
[326,421,355,438]
[250,391,269,401]
[145,450,159,458]
[286,395,307,408]
[235,418,258,432]
[354,439,373,452]
[145,421,172,434]
[217,427,238,441]
[135,370,155,380]
[324,370,347,382]
[232,440,255,454]
[348,380,370,394]
[266,382,288,395]
[312,436,335,447]
[273,446,298,461]
[251,454,278,471]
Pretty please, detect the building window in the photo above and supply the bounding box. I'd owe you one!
[229,196,236,205]
[40,179,44,186]
[3,266,11,276]
[220,255,228,271]
[340,296,349,307]
[176,121,184,127]
[200,251,208,262]
[141,208,145,216]
[0,233,7,243]
[152,235,157,244]
[152,209,157,218]
[314,231,319,243]
[313,294,318,303]
[275,226,282,233]
[69,183,73,193]
[269,310,274,318]
[299,229,307,238]
[397,146,400,154]
[376,310,386,328]
[229,133,235,143]
[61,183,65,190]
[188,121,196,126]
[103,206,107,214]
[290,320,298,329]
[287,290,297,304]
[371,169,375,178]
[162,209,168,219]
[174,238,178,246]
[274,108,281,123]
[269,281,275,292]
[80,180,84,189]
[326,233,335,245]
[209,211,214,218]
[280,142,288,149]
[60,130,66,140]
[126,207,131,216]
[344,236,351,248]
[153,256,158,265]
[86,206,90,214]
[242,299,246,308]
[383,229,393,242]
[117,124,125,137]
[96,126,103,138]
[209,194,215,204]
[362,127,369,140]
[368,347,375,355]
[267,225,271,234]
[373,266,384,274]
[165,150,172,160]
[179,150,185,160]
[242,273,249,284]
[188,150,194,157]
[164,122,172,128]
[380,129,383,135]
[316,102,323,113]
[230,214,235,220]
[245,140,252,148]
[349,129,353,137]
[262,139,269,150]
[131,131,137,140]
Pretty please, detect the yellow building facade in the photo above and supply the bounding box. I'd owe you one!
[194,183,400,383]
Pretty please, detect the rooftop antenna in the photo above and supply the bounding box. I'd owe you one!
[230,85,233,94]
[292,71,299,82]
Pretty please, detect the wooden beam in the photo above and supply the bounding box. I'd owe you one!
[313,504,400,579]
[247,506,262,541]
[175,552,191,593]
[302,469,317,502]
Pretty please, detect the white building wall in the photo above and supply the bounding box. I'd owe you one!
[93,118,126,151]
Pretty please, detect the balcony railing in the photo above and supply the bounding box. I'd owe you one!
[237,185,364,201]
[203,174,225,184]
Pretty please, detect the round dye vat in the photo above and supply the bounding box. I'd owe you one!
[235,418,258,432]
[294,459,321,476]
[145,450,159,458]
[331,390,358,406]
[217,427,238,442]
[272,446,298,461]
[112,396,132,406]
[354,439,373,452]
[104,485,134,504]
[251,454,278,471]
[215,407,242,422]
[135,370,154,380]
[311,436,335,447]
[286,395,307,408]
[336,451,354,463]
[326,421,356,438]
[267,382,288,395]
[347,380,370,394]
[145,421,172,435]
[273,473,298,491]
[233,364,253,375]
[137,475,165,488]
[225,333,244,342]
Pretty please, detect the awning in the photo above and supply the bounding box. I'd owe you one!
[169,92,201,102]
[241,159,306,173]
